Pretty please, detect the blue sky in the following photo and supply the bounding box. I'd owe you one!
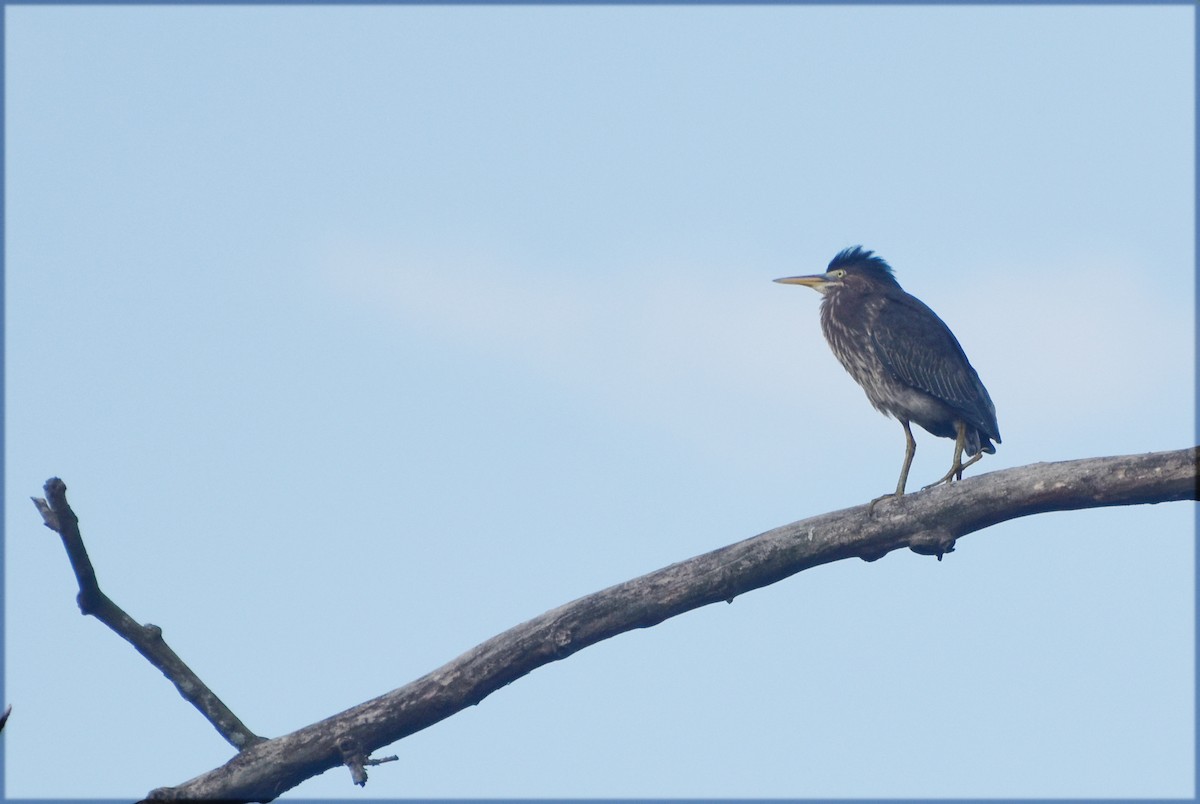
[4,5,1195,799]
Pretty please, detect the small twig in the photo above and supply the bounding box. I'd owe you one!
[0,704,11,733]
[31,497,58,531]
[335,733,398,787]
[32,478,264,751]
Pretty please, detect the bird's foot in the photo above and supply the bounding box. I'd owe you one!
[923,452,983,490]
[921,468,959,491]
[867,490,903,515]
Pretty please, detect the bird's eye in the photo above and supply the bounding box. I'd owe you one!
[831,269,847,279]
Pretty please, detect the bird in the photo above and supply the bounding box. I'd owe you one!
[775,246,1000,505]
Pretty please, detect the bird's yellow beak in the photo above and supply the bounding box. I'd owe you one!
[774,273,834,292]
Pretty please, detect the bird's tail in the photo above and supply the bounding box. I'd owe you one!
[967,429,998,457]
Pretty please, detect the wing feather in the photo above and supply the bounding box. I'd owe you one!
[870,296,1000,441]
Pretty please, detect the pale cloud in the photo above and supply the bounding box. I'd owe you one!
[319,241,1193,459]
[319,241,812,407]
[926,252,1194,453]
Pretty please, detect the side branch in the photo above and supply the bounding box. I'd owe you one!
[147,447,1197,800]
[32,478,263,751]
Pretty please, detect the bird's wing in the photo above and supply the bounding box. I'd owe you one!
[870,295,1000,440]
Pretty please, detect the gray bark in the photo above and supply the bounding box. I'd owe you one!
[140,447,1197,800]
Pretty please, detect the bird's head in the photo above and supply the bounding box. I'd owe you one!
[774,246,899,294]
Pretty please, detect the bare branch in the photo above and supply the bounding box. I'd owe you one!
[141,447,1196,801]
[31,478,264,752]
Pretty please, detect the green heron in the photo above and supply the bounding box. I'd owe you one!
[775,246,1000,503]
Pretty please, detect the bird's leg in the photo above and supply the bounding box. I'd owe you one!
[923,420,974,489]
[869,420,915,513]
[896,420,916,496]
[957,450,984,475]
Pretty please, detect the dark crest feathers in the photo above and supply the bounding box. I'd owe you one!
[828,246,898,285]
